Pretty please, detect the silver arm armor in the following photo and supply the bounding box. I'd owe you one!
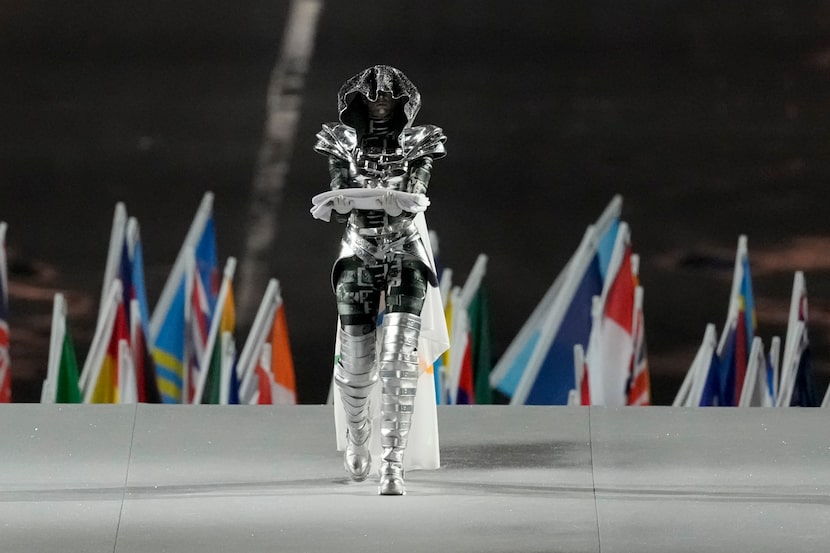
[408,156,433,195]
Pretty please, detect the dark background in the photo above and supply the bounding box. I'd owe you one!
[2,1,829,404]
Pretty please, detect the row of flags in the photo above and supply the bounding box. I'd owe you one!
[2,193,297,405]
[1,195,828,407]
[674,236,826,408]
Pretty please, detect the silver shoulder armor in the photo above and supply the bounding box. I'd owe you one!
[400,125,447,161]
[314,123,357,162]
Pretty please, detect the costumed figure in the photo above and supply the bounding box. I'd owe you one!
[311,65,447,495]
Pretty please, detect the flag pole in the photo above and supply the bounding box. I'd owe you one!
[99,203,127,321]
[44,293,67,403]
[237,279,280,403]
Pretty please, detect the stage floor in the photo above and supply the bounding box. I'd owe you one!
[1,405,828,552]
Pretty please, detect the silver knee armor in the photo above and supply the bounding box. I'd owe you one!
[378,312,421,495]
[334,324,377,481]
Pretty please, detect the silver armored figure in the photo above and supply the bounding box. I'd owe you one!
[313,65,446,495]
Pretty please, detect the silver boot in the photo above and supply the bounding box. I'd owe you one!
[334,325,377,481]
[378,312,421,495]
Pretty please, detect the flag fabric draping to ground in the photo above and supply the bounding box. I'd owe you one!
[195,257,237,404]
[41,293,82,403]
[150,193,218,403]
[491,195,621,405]
[0,222,10,403]
[585,222,635,406]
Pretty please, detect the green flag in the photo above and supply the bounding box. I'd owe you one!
[56,325,82,403]
[469,284,493,404]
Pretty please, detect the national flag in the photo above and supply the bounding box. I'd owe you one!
[195,257,236,404]
[187,254,212,401]
[152,272,188,403]
[445,254,489,404]
[436,269,454,403]
[457,331,474,405]
[254,344,276,405]
[237,280,281,404]
[445,287,472,404]
[778,271,820,407]
[270,299,296,404]
[124,219,161,403]
[236,279,296,405]
[716,318,739,406]
[150,193,217,403]
[779,319,819,407]
[586,223,635,406]
[98,205,160,403]
[716,235,756,406]
[491,195,620,405]
[689,324,721,406]
[0,222,10,403]
[626,286,651,405]
[432,268,452,404]
[789,340,820,407]
[41,293,82,403]
[468,279,493,404]
[130,298,160,403]
[83,280,129,403]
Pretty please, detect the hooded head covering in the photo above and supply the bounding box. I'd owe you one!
[337,65,421,137]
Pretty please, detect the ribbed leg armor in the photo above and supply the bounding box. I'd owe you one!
[334,324,377,481]
[378,312,421,495]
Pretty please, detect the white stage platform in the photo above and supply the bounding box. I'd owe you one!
[1,405,828,552]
